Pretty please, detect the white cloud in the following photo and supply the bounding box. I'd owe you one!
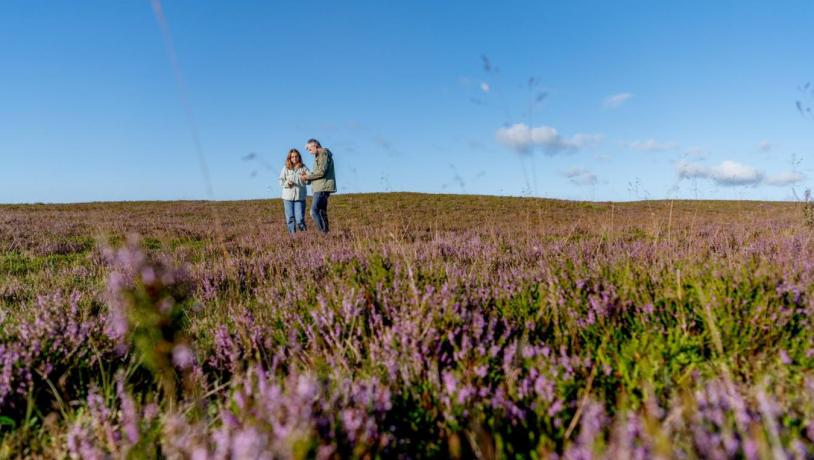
[678,160,807,188]
[496,123,602,154]
[766,171,805,186]
[710,161,763,186]
[677,160,763,186]
[676,161,708,179]
[563,168,598,186]
[603,92,633,109]
[758,140,772,152]
[628,139,679,152]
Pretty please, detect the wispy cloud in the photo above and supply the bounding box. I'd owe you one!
[684,146,705,157]
[562,168,598,186]
[628,139,679,152]
[496,123,602,154]
[603,92,633,109]
[677,160,764,186]
[765,171,805,186]
[466,140,495,153]
[372,136,401,156]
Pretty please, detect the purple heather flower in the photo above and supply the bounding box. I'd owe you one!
[316,445,337,460]
[231,428,268,460]
[172,344,195,370]
[442,371,457,395]
[548,399,564,417]
[220,409,240,429]
[191,447,209,460]
[341,409,363,439]
[117,375,140,444]
[143,403,159,421]
[140,266,156,285]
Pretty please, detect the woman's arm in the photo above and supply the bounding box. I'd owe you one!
[294,167,310,185]
[279,168,290,188]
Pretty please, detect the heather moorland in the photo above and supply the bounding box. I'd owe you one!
[1,194,813,459]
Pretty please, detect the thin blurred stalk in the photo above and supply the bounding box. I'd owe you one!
[148,0,233,283]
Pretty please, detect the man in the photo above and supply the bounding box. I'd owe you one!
[300,138,336,233]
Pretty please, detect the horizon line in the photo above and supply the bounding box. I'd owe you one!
[0,191,805,206]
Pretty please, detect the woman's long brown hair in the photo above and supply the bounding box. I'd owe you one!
[285,149,303,170]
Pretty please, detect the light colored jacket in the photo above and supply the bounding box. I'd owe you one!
[305,148,336,193]
[279,165,309,201]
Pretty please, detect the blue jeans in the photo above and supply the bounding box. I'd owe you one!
[310,192,330,233]
[283,200,306,233]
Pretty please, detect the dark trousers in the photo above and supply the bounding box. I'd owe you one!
[310,192,330,233]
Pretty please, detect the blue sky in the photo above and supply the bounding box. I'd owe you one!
[2,0,814,203]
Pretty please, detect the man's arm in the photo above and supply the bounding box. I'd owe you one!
[306,153,327,180]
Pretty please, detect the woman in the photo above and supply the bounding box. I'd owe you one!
[278,149,309,233]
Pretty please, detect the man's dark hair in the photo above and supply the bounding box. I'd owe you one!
[306,138,321,148]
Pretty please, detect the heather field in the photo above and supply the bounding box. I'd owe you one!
[1,193,814,459]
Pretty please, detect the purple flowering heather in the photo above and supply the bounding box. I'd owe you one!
[0,291,106,414]
[3,197,814,457]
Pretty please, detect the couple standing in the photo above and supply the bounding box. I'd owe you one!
[278,138,336,234]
